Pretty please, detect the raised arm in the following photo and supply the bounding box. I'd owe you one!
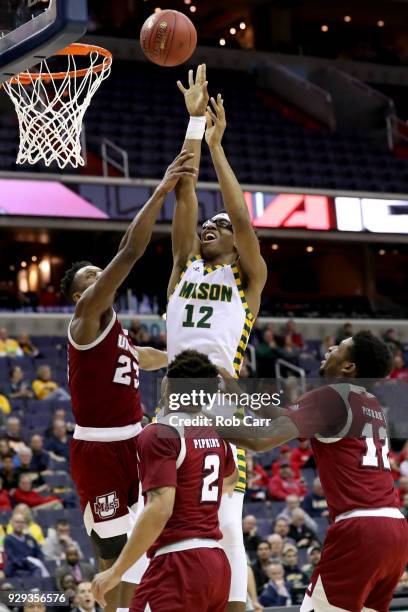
[168,64,209,298]
[71,152,196,344]
[137,346,167,371]
[206,95,267,315]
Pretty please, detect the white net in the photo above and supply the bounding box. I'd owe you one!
[3,45,112,169]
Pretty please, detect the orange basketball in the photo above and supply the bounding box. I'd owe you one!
[140,10,197,67]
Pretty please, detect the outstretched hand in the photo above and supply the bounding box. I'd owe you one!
[157,150,197,195]
[177,64,209,116]
[205,93,226,149]
[91,567,121,608]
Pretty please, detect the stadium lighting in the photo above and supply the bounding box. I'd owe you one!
[344,15,352,22]
[306,246,314,253]
[9,266,15,272]
[184,0,192,3]
[240,22,246,30]
[190,5,197,12]
[21,261,27,268]
[271,244,279,251]
[219,38,226,46]
[154,7,161,13]
[321,25,329,32]
[377,20,385,27]
[31,256,38,262]
[379,249,386,255]
[230,27,237,35]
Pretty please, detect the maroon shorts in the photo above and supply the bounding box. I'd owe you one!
[70,437,139,539]
[130,547,231,612]
[305,516,408,612]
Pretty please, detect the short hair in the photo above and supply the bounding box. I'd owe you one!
[166,350,219,396]
[348,331,393,379]
[60,261,92,302]
[257,539,270,548]
[56,519,69,527]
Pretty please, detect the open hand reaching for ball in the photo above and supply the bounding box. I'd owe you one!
[177,63,209,117]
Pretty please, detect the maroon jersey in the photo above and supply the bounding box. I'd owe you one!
[68,312,142,428]
[137,417,236,557]
[286,383,399,520]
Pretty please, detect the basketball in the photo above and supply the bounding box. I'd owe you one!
[140,10,197,67]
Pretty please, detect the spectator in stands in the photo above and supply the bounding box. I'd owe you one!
[268,462,307,501]
[30,434,50,474]
[0,438,16,464]
[258,562,292,607]
[271,445,299,477]
[278,334,300,367]
[128,319,142,345]
[5,366,34,400]
[245,453,268,502]
[42,519,83,562]
[7,504,45,544]
[303,477,329,518]
[319,335,335,360]
[0,329,23,358]
[32,365,70,401]
[49,408,75,435]
[72,581,99,612]
[282,544,308,599]
[301,545,322,581]
[291,439,314,471]
[17,333,39,358]
[388,354,408,382]
[277,494,317,532]
[4,416,26,452]
[0,476,11,511]
[45,420,71,462]
[4,513,47,577]
[39,285,59,308]
[11,473,63,510]
[256,329,280,377]
[288,508,318,548]
[243,515,262,555]
[0,395,9,423]
[59,573,78,607]
[251,540,272,594]
[15,446,49,492]
[335,322,353,345]
[273,518,296,546]
[383,328,404,355]
[56,546,95,590]
[0,454,19,490]
[267,534,284,562]
[282,320,304,350]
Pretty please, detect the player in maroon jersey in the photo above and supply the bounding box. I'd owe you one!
[60,151,197,612]
[223,331,408,611]
[91,350,238,612]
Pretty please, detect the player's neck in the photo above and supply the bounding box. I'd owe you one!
[202,252,237,267]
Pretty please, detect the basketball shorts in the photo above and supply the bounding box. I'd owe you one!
[130,547,231,612]
[301,514,408,612]
[71,437,139,544]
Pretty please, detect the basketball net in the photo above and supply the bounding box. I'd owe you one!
[3,43,112,169]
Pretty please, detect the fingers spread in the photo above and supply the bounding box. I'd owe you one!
[207,106,218,122]
[188,69,194,87]
[176,80,186,94]
[205,112,213,128]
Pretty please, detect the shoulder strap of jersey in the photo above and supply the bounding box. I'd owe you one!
[156,415,186,469]
[168,254,203,299]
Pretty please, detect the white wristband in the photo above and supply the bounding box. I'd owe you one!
[186,115,206,140]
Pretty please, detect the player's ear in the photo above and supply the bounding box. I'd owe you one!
[72,291,81,304]
[341,361,357,378]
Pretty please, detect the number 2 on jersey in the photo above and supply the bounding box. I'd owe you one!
[361,422,391,469]
[201,454,220,502]
[182,305,214,329]
[113,355,139,389]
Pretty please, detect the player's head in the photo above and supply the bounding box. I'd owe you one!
[164,349,219,412]
[200,212,236,260]
[60,261,101,304]
[319,331,393,380]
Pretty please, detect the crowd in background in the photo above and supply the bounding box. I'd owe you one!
[0,320,407,609]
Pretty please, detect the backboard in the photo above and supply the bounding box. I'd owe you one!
[0,0,88,84]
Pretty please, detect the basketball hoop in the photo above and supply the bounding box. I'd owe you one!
[3,43,112,169]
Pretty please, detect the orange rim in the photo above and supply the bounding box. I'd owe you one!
[8,43,112,85]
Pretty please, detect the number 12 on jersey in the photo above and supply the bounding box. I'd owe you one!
[361,422,391,470]
[182,305,214,329]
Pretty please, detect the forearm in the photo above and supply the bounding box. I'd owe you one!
[209,144,249,224]
[119,187,166,254]
[138,348,168,370]
[110,504,167,578]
